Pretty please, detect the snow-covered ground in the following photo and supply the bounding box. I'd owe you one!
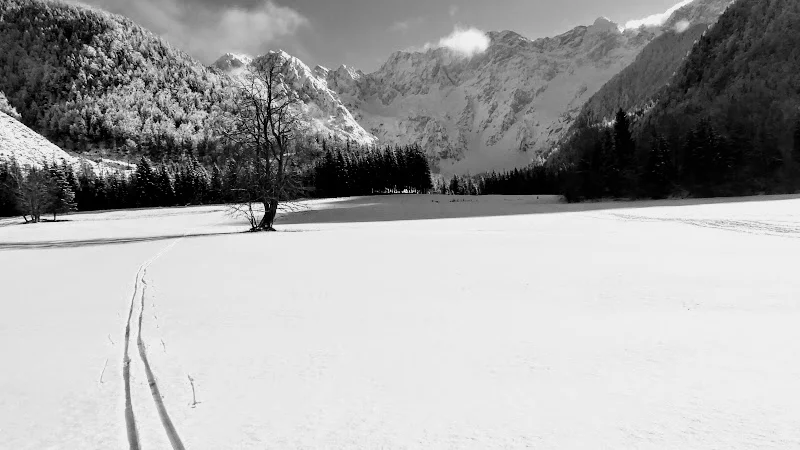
[2,194,800,449]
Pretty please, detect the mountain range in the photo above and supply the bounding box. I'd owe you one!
[213,0,732,174]
[0,0,736,175]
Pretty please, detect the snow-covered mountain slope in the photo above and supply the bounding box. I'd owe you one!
[327,22,654,174]
[0,112,128,173]
[212,52,377,147]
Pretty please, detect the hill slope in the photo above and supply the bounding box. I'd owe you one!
[641,0,800,146]
[0,0,233,159]
[0,110,121,171]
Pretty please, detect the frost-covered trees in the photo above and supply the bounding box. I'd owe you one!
[0,91,20,120]
[0,0,234,158]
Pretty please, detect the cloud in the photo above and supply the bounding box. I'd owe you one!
[449,5,459,17]
[674,19,691,33]
[408,27,490,57]
[623,0,695,30]
[437,27,490,57]
[68,0,307,63]
[389,17,425,33]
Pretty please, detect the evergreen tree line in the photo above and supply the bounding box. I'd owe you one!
[557,109,800,201]
[1,143,435,219]
[464,107,800,202]
[307,145,433,197]
[0,155,224,219]
[429,166,564,196]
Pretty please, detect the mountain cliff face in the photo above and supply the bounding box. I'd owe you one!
[212,52,377,147]
[324,22,653,173]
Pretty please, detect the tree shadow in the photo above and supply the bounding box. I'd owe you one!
[0,230,247,251]
[276,194,800,225]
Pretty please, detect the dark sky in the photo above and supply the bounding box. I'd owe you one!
[72,0,691,71]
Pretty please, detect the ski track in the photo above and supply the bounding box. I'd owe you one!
[121,235,191,450]
[598,212,800,238]
[138,272,187,450]
[123,266,145,450]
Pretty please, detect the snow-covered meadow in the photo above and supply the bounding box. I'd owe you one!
[2,194,800,449]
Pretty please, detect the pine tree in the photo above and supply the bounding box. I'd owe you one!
[210,164,223,203]
[156,164,176,207]
[224,158,239,202]
[48,164,76,220]
[612,109,635,195]
[449,175,461,195]
[644,134,673,199]
[133,156,158,207]
[0,160,20,217]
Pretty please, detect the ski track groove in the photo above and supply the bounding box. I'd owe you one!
[598,212,800,238]
[123,266,145,450]
[138,272,187,450]
[121,234,192,449]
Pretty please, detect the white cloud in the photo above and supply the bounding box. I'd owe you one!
[674,19,691,33]
[429,26,490,57]
[623,0,695,30]
[449,5,459,17]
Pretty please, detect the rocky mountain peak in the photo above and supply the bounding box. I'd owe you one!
[212,53,253,71]
[588,17,622,35]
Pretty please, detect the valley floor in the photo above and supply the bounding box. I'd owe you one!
[2,194,800,449]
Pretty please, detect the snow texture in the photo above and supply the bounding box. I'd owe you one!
[2,194,800,448]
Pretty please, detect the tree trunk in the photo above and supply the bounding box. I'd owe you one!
[256,200,279,231]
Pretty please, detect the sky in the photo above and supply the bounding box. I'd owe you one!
[73,0,692,72]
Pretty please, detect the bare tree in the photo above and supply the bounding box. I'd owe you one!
[220,55,308,231]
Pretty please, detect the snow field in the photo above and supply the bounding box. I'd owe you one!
[2,195,800,448]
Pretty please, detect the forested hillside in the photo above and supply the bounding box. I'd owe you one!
[0,0,233,160]
[577,24,709,124]
[637,0,800,194]
[547,0,800,200]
